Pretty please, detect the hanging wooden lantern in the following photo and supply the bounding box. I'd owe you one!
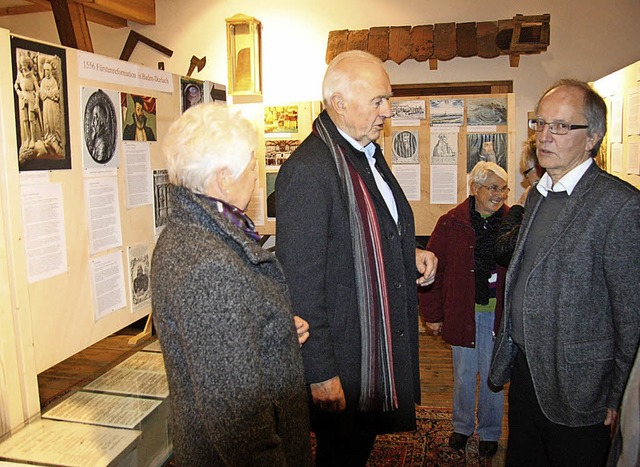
[226,13,262,96]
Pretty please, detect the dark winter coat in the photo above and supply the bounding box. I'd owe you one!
[275,111,421,433]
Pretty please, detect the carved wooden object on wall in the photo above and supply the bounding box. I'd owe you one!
[326,14,550,69]
[186,55,206,77]
[119,30,174,61]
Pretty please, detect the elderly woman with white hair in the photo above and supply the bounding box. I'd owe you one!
[151,102,312,466]
[418,161,510,458]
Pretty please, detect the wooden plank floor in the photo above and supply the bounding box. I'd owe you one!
[420,332,509,465]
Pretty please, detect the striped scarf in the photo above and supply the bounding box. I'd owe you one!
[314,116,398,412]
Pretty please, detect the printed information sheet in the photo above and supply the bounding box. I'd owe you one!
[0,418,139,466]
[84,352,168,398]
[42,391,161,429]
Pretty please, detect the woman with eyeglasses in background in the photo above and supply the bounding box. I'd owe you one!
[419,161,510,458]
[495,135,544,267]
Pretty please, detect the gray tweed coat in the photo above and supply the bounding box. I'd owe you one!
[489,163,640,427]
[151,185,311,466]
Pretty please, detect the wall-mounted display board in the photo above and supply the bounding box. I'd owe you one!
[245,94,515,238]
[0,28,233,384]
[1,32,172,376]
[0,30,323,438]
[592,60,640,190]
[244,100,323,236]
[381,93,516,235]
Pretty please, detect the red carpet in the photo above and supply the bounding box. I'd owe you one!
[313,406,503,466]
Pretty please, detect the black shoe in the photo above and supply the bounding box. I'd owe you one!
[448,432,469,450]
[478,441,498,457]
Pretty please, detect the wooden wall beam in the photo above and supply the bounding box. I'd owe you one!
[0,5,49,16]
[74,0,155,25]
[50,0,93,52]
[85,8,128,28]
[0,0,152,27]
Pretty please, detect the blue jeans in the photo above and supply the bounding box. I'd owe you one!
[451,311,504,441]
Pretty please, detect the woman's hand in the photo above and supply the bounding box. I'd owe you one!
[294,315,309,346]
[425,321,443,336]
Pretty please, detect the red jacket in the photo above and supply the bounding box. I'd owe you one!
[419,197,508,347]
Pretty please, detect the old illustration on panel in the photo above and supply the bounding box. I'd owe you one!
[11,37,71,171]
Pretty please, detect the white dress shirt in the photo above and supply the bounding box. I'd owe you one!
[338,129,399,223]
[536,158,593,197]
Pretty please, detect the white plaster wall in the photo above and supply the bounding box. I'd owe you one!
[1,0,639,163]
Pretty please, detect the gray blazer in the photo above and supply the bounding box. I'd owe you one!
[489,163,640,426]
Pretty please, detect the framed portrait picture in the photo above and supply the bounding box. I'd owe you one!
[11,36,71,171]
[82,87,120,168]
[180,77,204,113]
[466,133,508,173]
[121,93,157,142]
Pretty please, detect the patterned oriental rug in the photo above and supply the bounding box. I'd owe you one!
[313,406,503,466]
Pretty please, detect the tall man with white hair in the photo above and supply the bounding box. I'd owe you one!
[276,50,437,465]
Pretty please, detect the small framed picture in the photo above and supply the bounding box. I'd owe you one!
[11,36,71,171]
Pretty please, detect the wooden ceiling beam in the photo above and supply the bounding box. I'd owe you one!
[85,7,127,28]
[50,0,93,52]
[0,0,153,27]
[74,0,155,25]
[0,4,49,15]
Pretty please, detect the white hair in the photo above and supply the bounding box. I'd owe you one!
[469,161,508,187]
[322,50,384,107]
[162,102,257,194]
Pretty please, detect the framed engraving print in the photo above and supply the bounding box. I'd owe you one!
[11,36,71,171]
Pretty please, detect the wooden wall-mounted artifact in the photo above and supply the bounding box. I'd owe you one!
[389,26,412,64]
[226,13,263,96]
[368,27,389,61]
[410,25,433,63]
[326,29,348,63]
[326,13,550,69]
[477,21,500,59]
[119,30,173,62]
[433,22,456,61]
[347,29,369,52]
[186,55,206,77]
[456,22,478,58]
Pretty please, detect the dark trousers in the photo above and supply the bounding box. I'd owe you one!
[506,350,611,466]
[313,409,377,467]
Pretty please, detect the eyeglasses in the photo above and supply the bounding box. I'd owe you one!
[528,118,589,135]
[479,184,510,195]
[523,166,536,176]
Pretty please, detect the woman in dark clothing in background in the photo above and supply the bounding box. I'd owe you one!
[495,135,543,267]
